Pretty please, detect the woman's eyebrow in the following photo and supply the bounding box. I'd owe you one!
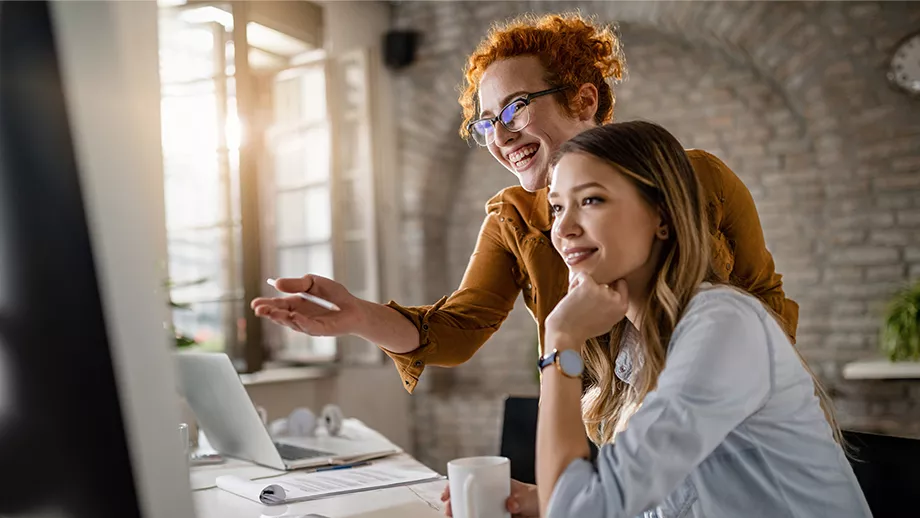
[548,181,606,199]
[479,90,529,117]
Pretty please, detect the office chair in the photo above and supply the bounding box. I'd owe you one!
[499,396,597,484]
[499,396,539,484]
[843,429,920,518]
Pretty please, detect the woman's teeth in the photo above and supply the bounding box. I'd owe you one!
[509,145,538,168]
[515,155,534,169]
[565,249,597,265]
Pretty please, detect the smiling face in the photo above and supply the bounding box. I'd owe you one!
[549,152,666,292]
[477,56,596,192]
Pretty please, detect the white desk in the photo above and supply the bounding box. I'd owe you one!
[191,461,446,518]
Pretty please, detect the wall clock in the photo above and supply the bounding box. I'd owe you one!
[889,30,920,97]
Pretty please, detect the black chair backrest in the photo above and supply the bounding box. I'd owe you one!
[499,396,540,484]
[500,396,597,484]
[843,429,920,518]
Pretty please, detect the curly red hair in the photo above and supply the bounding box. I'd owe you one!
[458,12,626,139]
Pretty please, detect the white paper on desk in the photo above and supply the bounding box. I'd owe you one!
[407,480,449,512]
[215,457,442,505]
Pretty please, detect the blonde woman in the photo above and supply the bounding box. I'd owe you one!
[536,121,869,518]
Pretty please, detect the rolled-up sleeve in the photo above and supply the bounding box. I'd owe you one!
[381,207,521,393]
[381,296,449,391]
[546,292,772,518]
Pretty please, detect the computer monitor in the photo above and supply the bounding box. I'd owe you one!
[0,1,194,516]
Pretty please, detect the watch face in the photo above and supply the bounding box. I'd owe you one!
[889,32,920,95]
[558,349,584,377]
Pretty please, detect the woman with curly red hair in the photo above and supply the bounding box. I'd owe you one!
[252,13,801,515]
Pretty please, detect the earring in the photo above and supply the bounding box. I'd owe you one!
[657,228,669,239]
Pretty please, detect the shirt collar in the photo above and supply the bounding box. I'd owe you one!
[529,187,553,231]
[615,323,642,386]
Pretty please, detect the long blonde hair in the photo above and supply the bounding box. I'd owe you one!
[553,121,844,447]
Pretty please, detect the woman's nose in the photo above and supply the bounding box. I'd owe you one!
[553,209,582,239]
[493,121,517,147]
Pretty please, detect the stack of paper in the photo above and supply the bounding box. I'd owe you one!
[216,454,443,505]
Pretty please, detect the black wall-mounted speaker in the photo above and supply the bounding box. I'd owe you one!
[383,30,419,70]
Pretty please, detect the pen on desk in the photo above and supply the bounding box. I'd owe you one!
[314,460,372,472]
[266,278,341,312]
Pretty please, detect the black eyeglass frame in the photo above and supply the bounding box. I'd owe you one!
[466,85,571,146]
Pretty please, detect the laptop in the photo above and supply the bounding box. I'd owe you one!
[175,351,400,470]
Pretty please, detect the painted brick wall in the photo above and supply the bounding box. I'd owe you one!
[389,1,920,471]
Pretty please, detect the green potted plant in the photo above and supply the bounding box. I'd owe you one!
[166,277,208,349]
[879,280,920,362]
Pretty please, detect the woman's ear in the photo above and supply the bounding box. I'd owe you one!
[656,210,670,240]
[574,83,599,122]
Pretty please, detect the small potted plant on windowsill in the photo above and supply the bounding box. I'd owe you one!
[842,281,920,380]
[880,280,920,363]
[166,277,208,349]
[170,298,198,349]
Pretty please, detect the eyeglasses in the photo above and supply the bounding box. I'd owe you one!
[466,86,570,147]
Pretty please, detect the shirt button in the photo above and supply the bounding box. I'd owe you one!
[404,380,410,385]
[414,361,423,367]
[527,283,532,290]
[422,324,429,330]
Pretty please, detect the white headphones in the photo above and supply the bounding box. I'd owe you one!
[266,404,345,438]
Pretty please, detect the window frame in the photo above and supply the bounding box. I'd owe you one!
[161,2,384,371]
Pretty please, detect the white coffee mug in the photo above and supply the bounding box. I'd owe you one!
[447,456,511,518]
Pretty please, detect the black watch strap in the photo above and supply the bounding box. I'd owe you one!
[538,350,557,371]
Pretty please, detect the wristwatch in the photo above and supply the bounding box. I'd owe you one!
[538,349,584,378]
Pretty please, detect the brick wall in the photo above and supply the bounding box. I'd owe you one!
[390,1,920,470]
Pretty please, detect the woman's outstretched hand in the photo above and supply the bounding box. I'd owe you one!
[250,274,366,337]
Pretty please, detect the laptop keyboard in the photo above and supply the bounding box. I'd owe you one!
[274,442,333,461]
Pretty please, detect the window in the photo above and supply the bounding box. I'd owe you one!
[265,50,382,365]
[159,5,246,362]
[266,59,337,362]
[158,1,379,371]
[328,50,383,365]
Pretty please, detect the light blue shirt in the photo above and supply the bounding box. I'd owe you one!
[547,286,871,518]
